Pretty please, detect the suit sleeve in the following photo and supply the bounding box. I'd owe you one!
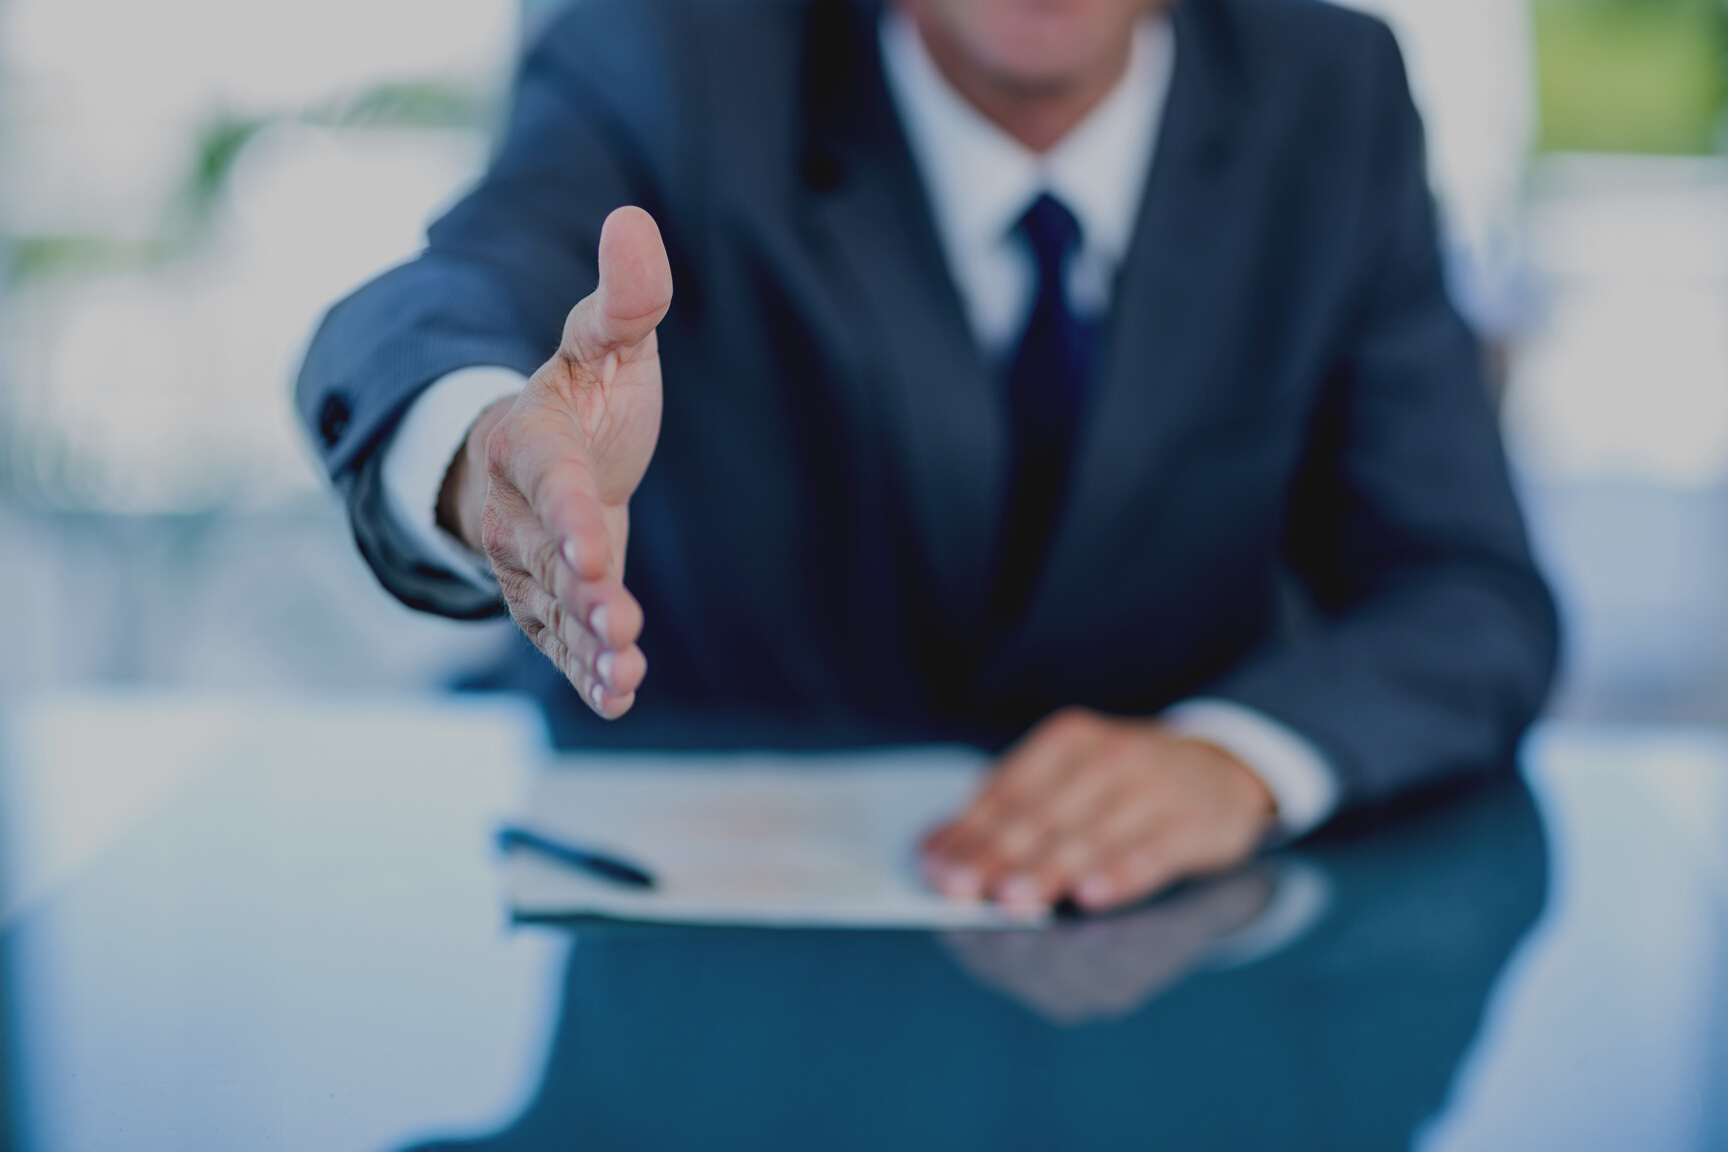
[293,0,669,617]
[1207,24,1560,809]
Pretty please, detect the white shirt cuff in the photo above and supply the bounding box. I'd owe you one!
[1160,698,1340,839]
[380,365,527,592]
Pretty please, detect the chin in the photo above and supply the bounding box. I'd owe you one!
[954,0,1139,91]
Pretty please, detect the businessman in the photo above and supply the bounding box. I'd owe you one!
[297,0,1558,915]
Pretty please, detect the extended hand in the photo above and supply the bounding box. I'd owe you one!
[440,206,672,718]
[920,707,1277,914]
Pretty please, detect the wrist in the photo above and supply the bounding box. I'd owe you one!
[437,395,514,553]
[1177,735,1278,832]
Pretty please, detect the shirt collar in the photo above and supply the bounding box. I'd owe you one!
[881,9,1175,270]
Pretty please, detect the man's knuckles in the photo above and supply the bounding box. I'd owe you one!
[1040,704,1098,738]
[526,534,571,601]
[541,595,576,649]
[478,502,515,569]
[994,819,1044,860]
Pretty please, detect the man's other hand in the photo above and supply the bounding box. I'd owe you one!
[438,206,672,718]
[920,707,1277,914]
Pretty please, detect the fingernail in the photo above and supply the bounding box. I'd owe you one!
[997,874,1041,906]
[589,683,605,711]
[1075,874,1112,908]
[561,538,580,570]
[589,604,612,646]
[595,651,616,692]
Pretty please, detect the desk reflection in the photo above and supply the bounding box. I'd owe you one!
[408,773,1545,1152]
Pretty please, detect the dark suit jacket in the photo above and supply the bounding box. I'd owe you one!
[296,0,1559,809]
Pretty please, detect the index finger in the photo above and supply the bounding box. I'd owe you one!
[919,724,1100,896]
[925,710,1105,855]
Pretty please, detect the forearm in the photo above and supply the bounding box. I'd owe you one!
[1207,569,1558,808]
[327,367,521,620]
[1238,24,1560,809]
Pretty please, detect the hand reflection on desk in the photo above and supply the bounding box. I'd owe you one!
[405,773,1546,1152]
[940,863,1282,1025]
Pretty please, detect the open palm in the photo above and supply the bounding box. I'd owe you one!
[477,207,673,717]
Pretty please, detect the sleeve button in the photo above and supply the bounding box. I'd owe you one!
[318,393,352,448]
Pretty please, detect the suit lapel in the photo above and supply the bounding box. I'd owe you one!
[1012,0,1252,655]
[799,0,1008,630]
[793,0,1253,687]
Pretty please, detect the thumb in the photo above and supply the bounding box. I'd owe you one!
[563,205,674,362]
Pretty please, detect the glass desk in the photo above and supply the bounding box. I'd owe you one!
[0,693,1724,1150]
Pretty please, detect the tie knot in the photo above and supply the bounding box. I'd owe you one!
[1017,193,1082,272]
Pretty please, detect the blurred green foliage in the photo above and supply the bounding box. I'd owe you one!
[6,77,493,288]
[185,114,267,223]
[1536,0,1728,154]
[303,78,496,131]
[8,235,164,284]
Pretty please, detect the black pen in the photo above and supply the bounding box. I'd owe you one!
[496,825,657,890]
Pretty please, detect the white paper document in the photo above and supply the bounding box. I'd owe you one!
[503,746,1046,929]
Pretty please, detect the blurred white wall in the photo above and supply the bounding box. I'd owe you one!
[1337,0,1539,337]
[1,0,514,239]
[1511,156,1728,722]
[1509,157,1728,490]
[0,0,517,511]
[0,0,523,692]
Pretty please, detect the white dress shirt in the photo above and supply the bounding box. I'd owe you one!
[379,9,1339,835]
[380,363,526,589]
[879,10,1171,356]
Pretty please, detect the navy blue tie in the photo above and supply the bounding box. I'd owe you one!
[989,193,1095,629]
